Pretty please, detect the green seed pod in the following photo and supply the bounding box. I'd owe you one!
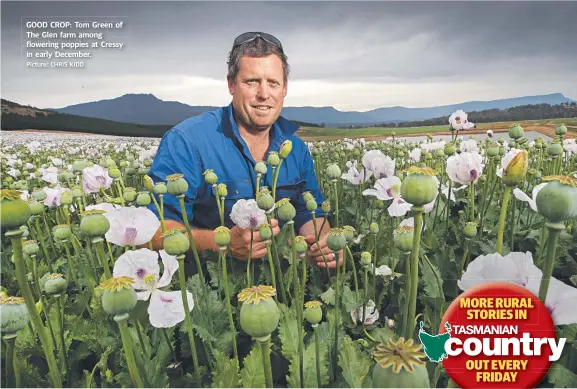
[60,191,73,205]
[325,163,342,180]
[23,240,40,256]
[306,198,318,212]
[535,176,577,223]
[327,228,347,252]
[360,251,372,267]
[136,192,152,206]
[547,143,563,156]
[107,158,118,167]
[369,222,379,234]
[217,183,228,197]
[163,228,190,256]
[44,274,68,295]
[1,190,32,229]
[444,144,456,156]
[463,222,478,238]
[279,140,293,159]
[166,173,189,196]
[304,301,323,325]
[100,277,137,316]
[203,169,218,185]
[371,337,430,388]
[108,168,121,179]
[254,162,267,175]
[400,167,438,207]
[52,224,72,240]
[321,200,330,214]
[72,160,87,173]
[154,182,167,195]
[555,125,567,136]
[343,225,355,242]
[294,236,308,254]
[238,285,280,339]
[119,161,128,168]
[0,296,30,335]
[80,210,111,237]
[375,200,385,209]
[71,187,83,198]
[499,146,506,156]
[257,190,275,211]
[214,226,231,247]
[302,191,314,203]
[393,226,414,252]
[508,123,524,140]
[267,151,280,166]
[353,148,361,157]
[276,198,296,222]
[487,144,500,157]
[123,187,137,202]
[258,223,272,241]
[434,149,444,158]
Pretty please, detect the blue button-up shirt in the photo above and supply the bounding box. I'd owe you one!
[147,103,326,233]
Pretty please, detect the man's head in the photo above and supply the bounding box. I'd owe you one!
[227,32,290,133]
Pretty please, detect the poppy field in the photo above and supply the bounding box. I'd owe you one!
[1,111,577,388]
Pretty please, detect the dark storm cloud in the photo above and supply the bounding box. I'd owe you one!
[1,1,575,109]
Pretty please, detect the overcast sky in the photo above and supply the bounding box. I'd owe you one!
[2,1,576,111]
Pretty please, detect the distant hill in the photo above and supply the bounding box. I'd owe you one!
[50,93,575,127]
[0,99,321,137]
[1,99,171,137]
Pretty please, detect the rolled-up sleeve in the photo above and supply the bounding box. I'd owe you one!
[147,128,203,225]
[293,140,326,232]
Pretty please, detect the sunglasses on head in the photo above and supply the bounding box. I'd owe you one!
[232,32,283,52]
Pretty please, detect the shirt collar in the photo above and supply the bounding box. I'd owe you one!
[225,103,300,150]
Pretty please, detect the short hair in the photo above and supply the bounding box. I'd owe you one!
[226,37,290,85]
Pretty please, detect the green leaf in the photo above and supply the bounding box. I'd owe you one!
[240,342,265,388]
[188,274,233,354]
[337,335,372,388]
[547,362,577,388]
[212,350,241,388]
[286,338,330,388]
[320,287,335,305]
[420,254,444,298]
[571,275,577,287]
[278,303,304,364]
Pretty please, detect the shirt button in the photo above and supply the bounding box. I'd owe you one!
[235,190,239,195]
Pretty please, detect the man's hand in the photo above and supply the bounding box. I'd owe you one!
[229,219,281,260]
[304,233,344,269]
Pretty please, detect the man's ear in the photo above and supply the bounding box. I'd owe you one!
[227,76,236,96]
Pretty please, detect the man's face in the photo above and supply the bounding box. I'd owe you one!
[228,54,287,133]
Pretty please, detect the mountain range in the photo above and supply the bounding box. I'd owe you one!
[50,92,575,127]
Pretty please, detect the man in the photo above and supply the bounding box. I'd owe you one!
[148,31,341,269]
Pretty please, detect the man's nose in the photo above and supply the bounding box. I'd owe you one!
[256,82,270,100]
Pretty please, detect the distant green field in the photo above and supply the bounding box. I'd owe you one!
[297,117,577,140]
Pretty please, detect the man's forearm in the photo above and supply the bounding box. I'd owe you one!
[299,216,330,239]
[150,219,220,254]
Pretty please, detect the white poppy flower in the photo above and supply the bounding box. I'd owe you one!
[85,202,122,214]
[513,183,547,212]
[362,176,412,217]
[41,172,59,185]
[526,277,577,326]
[230,199,267,230]
[449,110,475,131]
[351,299,379,325]
[375,265,392,277]
[104,206,161,246]
[113,248,194,328]
[446,151,484,185]
[459,251,577,326]
[408,148,421,163]
[458,251,542,291]
[42,185,71,207]
[361,150,395,179]
[341,160,372,185]
[460,139,479,153]
[441,183,467,202]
